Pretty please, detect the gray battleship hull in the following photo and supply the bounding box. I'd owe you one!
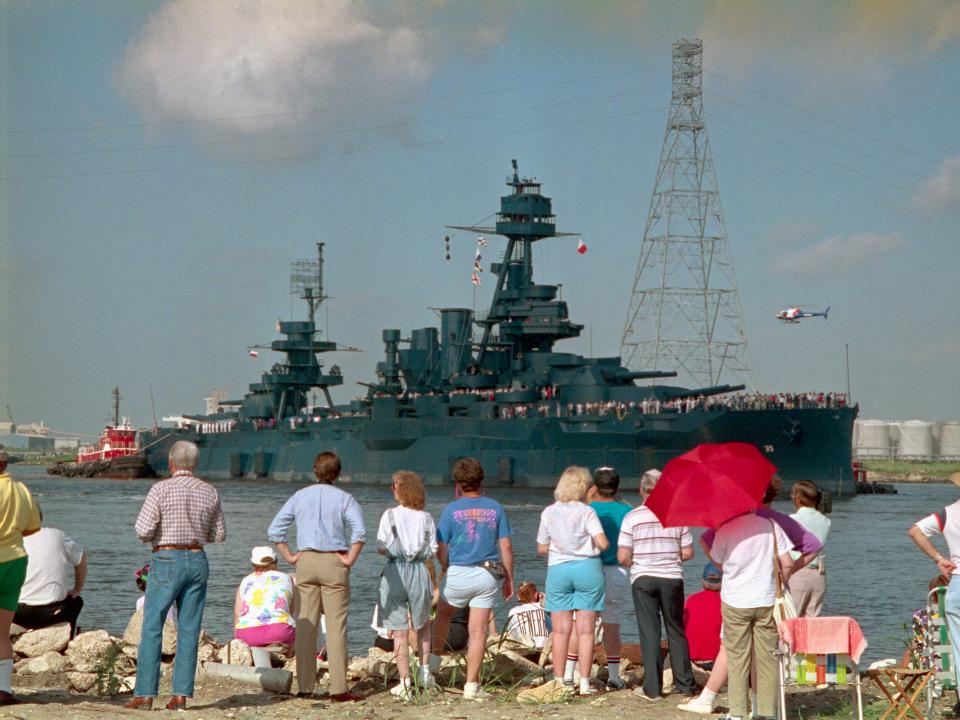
[144,404,856,496]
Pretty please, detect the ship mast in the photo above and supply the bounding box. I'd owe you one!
[112,386,120,426]
[447,160,581,367]
[290,242,327,324]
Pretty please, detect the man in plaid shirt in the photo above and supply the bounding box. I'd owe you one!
[125,441,225,711]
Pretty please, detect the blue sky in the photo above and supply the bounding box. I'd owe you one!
[2,0,959,437]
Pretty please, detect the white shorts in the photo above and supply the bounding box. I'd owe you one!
[601,565,630,625]
[442,565,499,609]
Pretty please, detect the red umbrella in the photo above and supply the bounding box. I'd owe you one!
[645,442,777,528]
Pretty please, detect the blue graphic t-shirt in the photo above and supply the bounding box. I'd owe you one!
[591,500,632,565]
[437,496,512,566]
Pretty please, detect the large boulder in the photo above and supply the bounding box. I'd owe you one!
[66,630,115,673]
[67,672,97,693]
[222,639,253,667]
[347,647,397,682]
[486,649,547,685]
[17,650,71,675]
[13,623,71,658]
[122,610,177,655]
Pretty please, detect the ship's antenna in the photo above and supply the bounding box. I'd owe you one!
[620,38,753,387]
[148,384,159,431]
[112,386,121,426]
[290,242,327,325]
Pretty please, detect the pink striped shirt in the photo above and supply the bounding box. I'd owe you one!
[617,505,692,582]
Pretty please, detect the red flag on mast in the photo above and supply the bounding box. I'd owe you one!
[577,238,588,254]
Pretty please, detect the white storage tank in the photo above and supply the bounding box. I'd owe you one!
[940,421,960,460]
[856,419,892,458]
[895,420,935,460]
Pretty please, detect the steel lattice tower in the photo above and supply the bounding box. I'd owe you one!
[620,39,752,387]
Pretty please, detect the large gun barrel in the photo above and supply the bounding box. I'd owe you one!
[669,383,746,399]
[605,369,679,382]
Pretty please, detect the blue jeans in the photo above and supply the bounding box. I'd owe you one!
[944,576,960,688]
[134,550,209,698]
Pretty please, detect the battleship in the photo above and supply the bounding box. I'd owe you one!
[140,162,858,494]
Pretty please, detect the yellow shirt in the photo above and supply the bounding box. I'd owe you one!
[0,473,41,564]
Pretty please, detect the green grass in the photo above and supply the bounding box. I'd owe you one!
[862,459,960,476]
[796,698,884,719]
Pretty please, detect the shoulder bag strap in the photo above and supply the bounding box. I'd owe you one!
[770,519,784,599]
[388,509,400,540]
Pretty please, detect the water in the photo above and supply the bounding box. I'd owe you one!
[6,464,947,662]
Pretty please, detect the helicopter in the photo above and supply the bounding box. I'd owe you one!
[776,305,830,323]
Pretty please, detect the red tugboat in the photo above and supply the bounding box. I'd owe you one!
[48,388,153,479]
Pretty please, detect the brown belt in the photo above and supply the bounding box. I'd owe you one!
[153,544,203,552]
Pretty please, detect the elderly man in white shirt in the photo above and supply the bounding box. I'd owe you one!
[14,510,86,637]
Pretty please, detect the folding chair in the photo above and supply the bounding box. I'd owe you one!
[777,616,866,720]
[865,666,933,720]
[926,585,957,716]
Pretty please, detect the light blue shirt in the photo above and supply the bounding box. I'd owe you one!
[267,483,366,551]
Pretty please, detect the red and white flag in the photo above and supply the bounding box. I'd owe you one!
[249,349,259,358]
[471,272,481,286]
[577,238,588,254]
[477,235,488,247]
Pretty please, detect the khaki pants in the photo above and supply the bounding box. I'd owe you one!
[295,551,350,694]
[789,566,825,617]
[721,602,778,719]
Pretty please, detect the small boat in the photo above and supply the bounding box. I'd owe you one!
[48,388,154,479]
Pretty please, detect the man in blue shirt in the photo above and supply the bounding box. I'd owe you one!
[432,458,513,700]
[268,452,366,702]
[588,466,633,689]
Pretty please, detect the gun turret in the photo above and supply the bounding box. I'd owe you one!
[668,383,746,399]
[604,369,679,383]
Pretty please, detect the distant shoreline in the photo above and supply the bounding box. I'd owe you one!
[867,472,952,484]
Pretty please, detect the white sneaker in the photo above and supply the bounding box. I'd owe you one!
[390,680,412,699]
[634,687,663,701]
[463,685,492,701]
[677,697,716,714]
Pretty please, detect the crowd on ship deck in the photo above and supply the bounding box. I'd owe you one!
[188,388,849,436]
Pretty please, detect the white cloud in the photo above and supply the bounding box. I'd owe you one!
[116,0,509,153]
[694,0,960,87]
[770,232,905,276]
[912,153,960,214]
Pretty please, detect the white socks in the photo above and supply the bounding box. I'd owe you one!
[419,664,432,684]
[0,658,12,693]
[751,692,758,714]
[563,656,577,682]
[699,687,718,707]
[580,677,591,694]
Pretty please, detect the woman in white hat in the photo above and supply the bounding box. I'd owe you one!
[233,546,296,662]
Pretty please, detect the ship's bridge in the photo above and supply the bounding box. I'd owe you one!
[495,178,556,238]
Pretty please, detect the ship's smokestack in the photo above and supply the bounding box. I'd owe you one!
[439,309,474,381]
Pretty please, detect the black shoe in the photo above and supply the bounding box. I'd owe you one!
[0,691,20,706]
